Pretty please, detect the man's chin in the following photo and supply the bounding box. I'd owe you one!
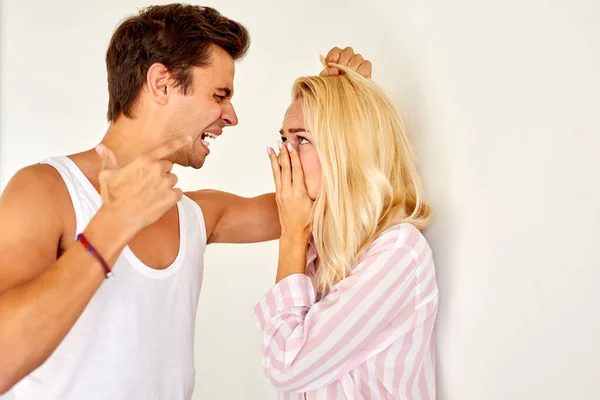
[188,156,206,169]
[189,138,209,169]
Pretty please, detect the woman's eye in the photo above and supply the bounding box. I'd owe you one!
[215,95,226,102]
[280,137,287,143]
[298,136,309,145]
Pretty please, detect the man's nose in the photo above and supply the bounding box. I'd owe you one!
[221,101,238,127]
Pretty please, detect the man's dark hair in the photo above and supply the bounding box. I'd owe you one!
[105,3,250,121]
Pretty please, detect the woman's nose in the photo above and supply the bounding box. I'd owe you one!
[285,137,301,150]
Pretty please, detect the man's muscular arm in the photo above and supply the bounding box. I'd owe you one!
[0,166,130,393]
[188,190,280,244]
[0,135,190,393]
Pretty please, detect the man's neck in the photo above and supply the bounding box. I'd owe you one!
[68,113,167,188]
[100,115,165,166]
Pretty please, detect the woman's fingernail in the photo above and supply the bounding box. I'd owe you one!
[277,141,283,150]
[266,147,272,156]
[287,143,293,152]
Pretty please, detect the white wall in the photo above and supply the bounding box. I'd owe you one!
[1,0,599,399]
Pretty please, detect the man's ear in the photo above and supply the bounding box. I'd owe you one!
[146,62,171,106]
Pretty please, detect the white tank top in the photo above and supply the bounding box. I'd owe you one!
[12,156,207,400]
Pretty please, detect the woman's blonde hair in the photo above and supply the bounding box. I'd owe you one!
[292,59,432,293]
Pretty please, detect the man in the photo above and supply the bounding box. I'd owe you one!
[0,3,372,399]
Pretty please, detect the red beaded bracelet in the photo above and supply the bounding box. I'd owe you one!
[77,233,113,279]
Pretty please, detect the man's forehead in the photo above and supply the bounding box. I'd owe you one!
[206,63,233,82]
[208,46,235,76]
[192,67,234,96]
[192,48,235,88]
[192,63,232,79]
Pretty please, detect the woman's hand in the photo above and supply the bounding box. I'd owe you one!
[319,46,372,78]
[267,142,314,282]
[267,142,314,241]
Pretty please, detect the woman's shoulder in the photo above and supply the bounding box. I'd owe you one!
[365,222,432,263]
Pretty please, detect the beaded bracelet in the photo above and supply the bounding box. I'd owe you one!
[77,233,113,279]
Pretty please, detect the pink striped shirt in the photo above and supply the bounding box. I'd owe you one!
[253,222,438,399]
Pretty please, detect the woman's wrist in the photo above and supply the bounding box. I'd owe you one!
[280,228,311,245]
[276,231,310,283]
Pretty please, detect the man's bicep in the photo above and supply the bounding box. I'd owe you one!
[0,166,65,294]
[214,192,280,244]
[191,190,280,244]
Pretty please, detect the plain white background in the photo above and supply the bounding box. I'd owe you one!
[1,0,599,399]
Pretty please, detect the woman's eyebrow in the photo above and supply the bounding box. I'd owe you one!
[279,128,308,135]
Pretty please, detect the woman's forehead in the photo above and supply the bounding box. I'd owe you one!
[282,101,304,133]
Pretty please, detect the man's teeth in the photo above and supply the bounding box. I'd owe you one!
[202,132,217,147]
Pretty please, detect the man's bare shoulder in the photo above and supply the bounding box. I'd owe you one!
[184,188,222,200]
[0,162,77,240]
[183,189,231,240]
[7,162,64,186]
[0,163,73,292]
[2,163,70,207]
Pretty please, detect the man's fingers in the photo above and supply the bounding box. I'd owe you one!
[98,170,111,204]
[171,188,184,202]
[96,144,119,170]
[164,172,178,188]
[159,160,174,174]
[99,151,112,171]
[148,136,192,160]
[267,147,281,193]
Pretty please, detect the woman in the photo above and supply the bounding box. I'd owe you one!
[254,61,438,399]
